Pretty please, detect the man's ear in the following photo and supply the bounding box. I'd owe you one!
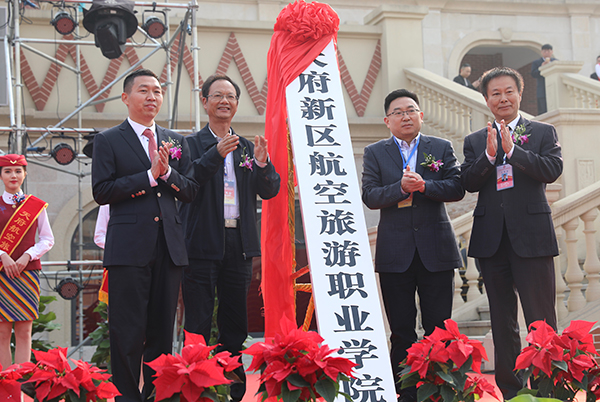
[122,92,129,106]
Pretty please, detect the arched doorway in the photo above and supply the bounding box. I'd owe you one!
[459,45,540,115]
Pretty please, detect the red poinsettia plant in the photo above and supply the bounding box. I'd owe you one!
[0,362,31,401]
[514,320,600,402]
[242,317,356,402]
[146,330,243,402]
[17,346,120,402]
[399,319,500,402]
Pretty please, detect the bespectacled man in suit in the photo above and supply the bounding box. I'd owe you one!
[92,69,198,402]
[179,74,280,402]
[461,67,562,399]
[361,89,464,402]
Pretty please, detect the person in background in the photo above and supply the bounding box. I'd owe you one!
[531,44,557,114]
[453,63,480,90]
[0,154,54,369]
[591,55,600,80]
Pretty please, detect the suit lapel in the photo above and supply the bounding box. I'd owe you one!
[384,136,404,171]
[416,134,430,176]
[120,120,151,169]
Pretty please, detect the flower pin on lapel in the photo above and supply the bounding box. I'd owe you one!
[420,153,444,172]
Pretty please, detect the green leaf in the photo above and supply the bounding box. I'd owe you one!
[200,388,220,402]
[416,383,437,402]
[281,381,302,402]
[286,373,310,388]
[440,384,457,402]
[436,371,457,387]
[315,378,337,402]
[338,391,353,401]
[66,389,86,402]
[552,360,568,372]
[517,388,538,396]
[538,377,554,398]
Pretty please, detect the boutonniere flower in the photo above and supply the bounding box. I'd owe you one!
[420,153,444,172]
[512,124,530,145]
[166,137,182,160]
[12,193,26,205]
[239,147,254,171]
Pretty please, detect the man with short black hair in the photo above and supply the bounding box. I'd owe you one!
[453,63,480,90]
[531,44,557,114]
[462,66,562,399]
[362,89,464,402]
[92,68,198,401]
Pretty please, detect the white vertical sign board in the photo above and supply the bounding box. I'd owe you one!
[285,40,396,402]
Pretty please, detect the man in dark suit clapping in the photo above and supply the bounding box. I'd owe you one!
[92,69,198,402]
[179,74,280,402]
[461,67,562,399]
[361,89,464,402]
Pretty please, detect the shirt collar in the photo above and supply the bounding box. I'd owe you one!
[208,125,232,142]
[393,132,421,148]
[495,115,521,132]
[127,117,155,138]
[3,190,23,204]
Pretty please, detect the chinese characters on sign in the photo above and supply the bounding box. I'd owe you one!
[285,40,396,402]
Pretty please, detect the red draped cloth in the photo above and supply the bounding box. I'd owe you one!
[261,0,340,338]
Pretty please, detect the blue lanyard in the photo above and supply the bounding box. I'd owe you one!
[394,136,420,170]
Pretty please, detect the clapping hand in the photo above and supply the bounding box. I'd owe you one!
[254,135,268,163]
[401,165,425,193]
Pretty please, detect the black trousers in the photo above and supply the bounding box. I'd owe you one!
[479,225,556,399]
[108,227,182,402]
[182,227,252,401]
[378,249,454,396]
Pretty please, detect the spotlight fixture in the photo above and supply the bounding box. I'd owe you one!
[56,278,83,300]
[142,15,166,39]
[52,143,76,165]
[141,6,167,39]
[51,10,77,35]
[82,0,138,60]
[50,135,78,165]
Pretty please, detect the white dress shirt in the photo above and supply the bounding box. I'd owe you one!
[127,117,171,186]
[0,191,55,260]
[486,115,519,164]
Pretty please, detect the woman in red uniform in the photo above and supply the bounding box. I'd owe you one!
[0,154,54,368]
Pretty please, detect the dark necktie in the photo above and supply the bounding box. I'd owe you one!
[142,128,157,159]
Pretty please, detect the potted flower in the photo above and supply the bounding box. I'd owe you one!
[514,320,600,401]
[242,317,356,402]
[0,362,30,400]
[399,319,500,402]
[146,330,243,402]
[19,346,120,402]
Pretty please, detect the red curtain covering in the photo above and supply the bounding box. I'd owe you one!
[261,0,339,338]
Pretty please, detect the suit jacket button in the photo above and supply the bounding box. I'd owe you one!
[154,217,160,222]
[414,227,419,231]
[500,203,503,208]
[142,190,146,194]
[157,192,161,197]
[131,194,135,198]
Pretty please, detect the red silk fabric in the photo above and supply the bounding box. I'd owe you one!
[261,0,339,337]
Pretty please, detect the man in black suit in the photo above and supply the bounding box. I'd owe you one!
[453,63,480,91]
[362,89,464,402]
[92,69,198,402]
[531,44,557,114]
[179,74,280,401]
[461,67,562,399]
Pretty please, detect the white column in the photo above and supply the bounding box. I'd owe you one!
[581,209,600,302]
[563,218,586,311]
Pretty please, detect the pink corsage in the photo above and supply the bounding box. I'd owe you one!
[420,153,444,172]
[166,137,182,160]
[512,124,530,145]
[239,148,254,171]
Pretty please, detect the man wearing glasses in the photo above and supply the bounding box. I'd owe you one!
[361,89,464,402]
[179,74,280,401]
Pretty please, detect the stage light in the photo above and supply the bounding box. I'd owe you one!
[52,143,76,165]
[51,10,77,35]
[142,16,166,39]
[82,0,138,60]
[56,278,83,300]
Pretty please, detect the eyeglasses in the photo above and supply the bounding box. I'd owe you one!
[206,93,238,102]
[386,108,420,117]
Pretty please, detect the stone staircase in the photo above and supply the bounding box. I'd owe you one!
[457,304,490,337]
